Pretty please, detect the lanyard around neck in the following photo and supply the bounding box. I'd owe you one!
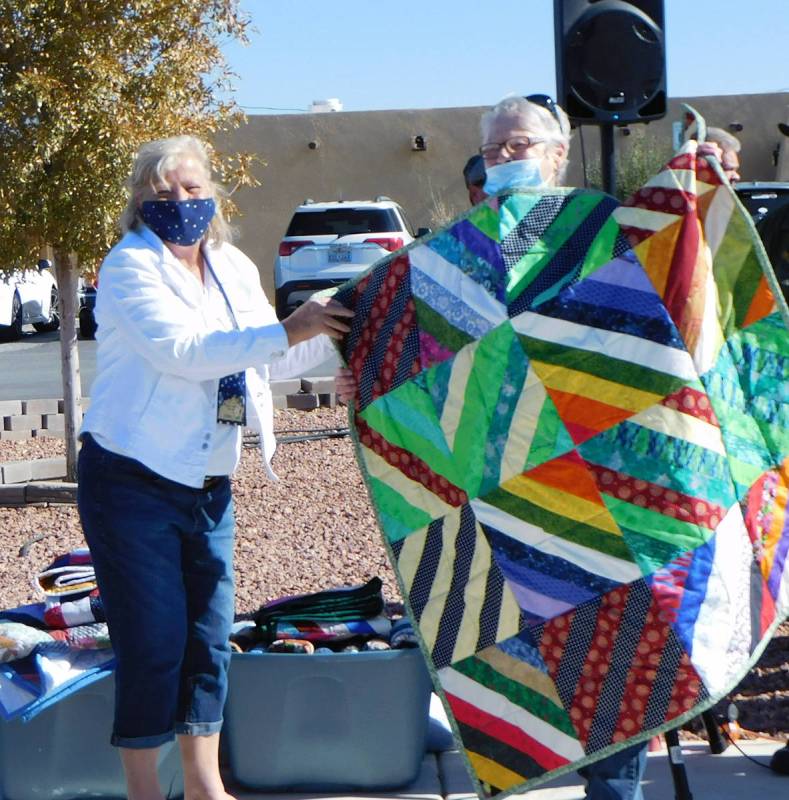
[202,249,240,331]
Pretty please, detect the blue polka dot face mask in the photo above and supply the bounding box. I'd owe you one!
[140,198,216,245]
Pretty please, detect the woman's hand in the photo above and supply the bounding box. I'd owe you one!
[697,141,723,162]
[334,367,357,405]
[281,296,353,346]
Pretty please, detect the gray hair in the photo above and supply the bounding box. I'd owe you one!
[705,127,742,153]
[480,95,573,184]
[119,135,233,245]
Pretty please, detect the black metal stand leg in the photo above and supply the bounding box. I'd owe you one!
[664,727,694,800]
[701,709,727,754]
[600,123,616,196]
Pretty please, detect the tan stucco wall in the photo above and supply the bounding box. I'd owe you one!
[776,102,789,181]
[217,92,789,299]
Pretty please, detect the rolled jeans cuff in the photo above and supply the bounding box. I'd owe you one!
[175,719,224,736]
[111,729,175,749]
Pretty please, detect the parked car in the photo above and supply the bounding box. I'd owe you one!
[0,259,59,341]
[735,182,789,302]
[77,277,98,339]
[734,181,789,225]
[273,197,427,320]
[734,181,789,303]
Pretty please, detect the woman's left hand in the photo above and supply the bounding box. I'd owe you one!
[282,296,354,346]
[334,367,357,405]
[697,141,723,162]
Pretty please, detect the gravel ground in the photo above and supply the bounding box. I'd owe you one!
[1,408,786,738]
[0,407,398,613]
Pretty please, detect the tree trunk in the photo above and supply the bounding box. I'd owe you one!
[54,250,82,482]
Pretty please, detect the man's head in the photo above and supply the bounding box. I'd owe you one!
[463,154,487,206]
[705,127,742,184]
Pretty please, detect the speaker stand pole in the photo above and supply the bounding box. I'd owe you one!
[664,727,694,800]
[600,123,616,196]
[701,710,727,755]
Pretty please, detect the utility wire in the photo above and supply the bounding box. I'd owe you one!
[716,715,779,771]
[699,703,781,771]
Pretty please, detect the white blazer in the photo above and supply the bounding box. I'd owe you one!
[81,225,336,488]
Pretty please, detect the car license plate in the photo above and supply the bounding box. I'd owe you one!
[328,245,352,263]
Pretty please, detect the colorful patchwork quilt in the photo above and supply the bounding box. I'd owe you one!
[333,110,789,797]
[0,603,115,721]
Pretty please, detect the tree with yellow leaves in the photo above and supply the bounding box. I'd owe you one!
[0,0,257,478]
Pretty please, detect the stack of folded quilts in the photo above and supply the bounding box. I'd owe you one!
[231,577,420,654]
[36,547,105,630]
[0,548,114,721]
[35,547,108,646]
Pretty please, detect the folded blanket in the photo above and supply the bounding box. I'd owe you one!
[48,623,111,650]
[271,614,391,644]
[43,589,105,629]
[0,617,111,663]
[0,646,115,721]
[0,602,47,629]
[389,616,419,649]
[0,622,53,663]
[0,602,115,721]
[35,548,97,600]
[254,577,385,644]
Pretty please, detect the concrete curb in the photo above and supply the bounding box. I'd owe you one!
[0,378,340,502]
[0,378,338,442]
[0,481,77,507]
[0,456,66,485]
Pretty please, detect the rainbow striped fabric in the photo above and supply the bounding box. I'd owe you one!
[333,116,789,797]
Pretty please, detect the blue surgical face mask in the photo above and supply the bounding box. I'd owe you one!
[140,198,216,245]
[482,158,546,195]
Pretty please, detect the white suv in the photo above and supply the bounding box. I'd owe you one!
[274,197,419,319]
[0,260,59,341]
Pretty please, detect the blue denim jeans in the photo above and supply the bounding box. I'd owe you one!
[77,434,235,749]
[578,742,648,800]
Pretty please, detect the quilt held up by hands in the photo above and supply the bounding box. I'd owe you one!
[333,117,789,798]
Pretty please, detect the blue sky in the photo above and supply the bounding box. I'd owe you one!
[221,0,788,114]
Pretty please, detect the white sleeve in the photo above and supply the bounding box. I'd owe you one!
[267,333,340,380]
[98,247,290,381]
[223,245,340,378]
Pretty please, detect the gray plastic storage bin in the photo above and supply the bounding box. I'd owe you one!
[0,673,183,800]
[224,648,432,791]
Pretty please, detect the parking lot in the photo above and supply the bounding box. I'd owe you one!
[0,326,339,402]
[0,328,97,401]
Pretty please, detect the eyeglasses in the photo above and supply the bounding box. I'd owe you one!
[525,94,563,127]
[479,135,545,162]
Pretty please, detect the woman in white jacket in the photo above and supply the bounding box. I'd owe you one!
[77,135,352,800]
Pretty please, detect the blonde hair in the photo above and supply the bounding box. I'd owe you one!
[120,135,233,245]
[480,95,573,185]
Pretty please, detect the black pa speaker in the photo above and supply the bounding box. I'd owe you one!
[554,0,667,124]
